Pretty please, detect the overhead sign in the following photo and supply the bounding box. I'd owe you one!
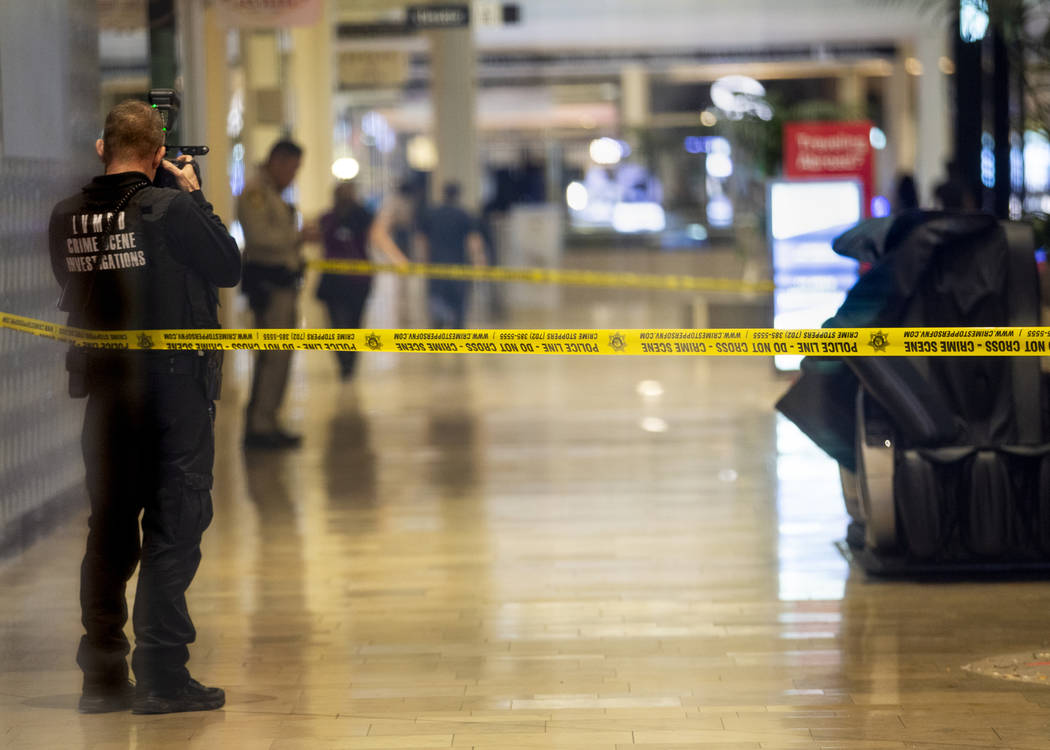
[783,121,874,215]
[97,0,146,31]
[407,4,470,28]
[337,2,518,36]
[337,51,409,88]
[216,0,322,28]
[475,2,521,26]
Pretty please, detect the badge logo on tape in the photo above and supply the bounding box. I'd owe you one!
[867,331,890,353]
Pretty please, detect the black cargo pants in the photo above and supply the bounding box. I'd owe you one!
[77,361,214,692]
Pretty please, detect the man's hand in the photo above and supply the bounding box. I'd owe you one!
[300,221,323,244]
[161,155,201,192]
[467,232,488,267]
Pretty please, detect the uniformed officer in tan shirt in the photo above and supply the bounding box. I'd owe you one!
[238,140,308,449]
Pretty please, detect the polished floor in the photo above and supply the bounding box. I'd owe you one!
[5,260,1050,749]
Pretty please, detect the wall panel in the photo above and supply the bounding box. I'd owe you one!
[0,1,100,557]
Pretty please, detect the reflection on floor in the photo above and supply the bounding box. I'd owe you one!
[4,265,1050,749]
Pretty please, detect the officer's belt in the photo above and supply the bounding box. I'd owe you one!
[78,349,201,376]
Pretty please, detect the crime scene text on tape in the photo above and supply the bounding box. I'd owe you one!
[3,312,1050,356]
[309,259,774,295]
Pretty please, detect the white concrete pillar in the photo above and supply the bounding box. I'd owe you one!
[428,26,480,210]
[914,32,951,206]
[240,29,283,169]
[545,139,563,207]
[185,1,236,323]
[177,0,233,223]
[289,0,334,220]
[621,64,650,130]
[886,48,917,190]
[837,70,864,115]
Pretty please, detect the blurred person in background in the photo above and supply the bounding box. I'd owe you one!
[370,179,424,327]
[416,181,486,328]
[317,181,408,379]
[934,160,977,211]
[239,139,316,449]
[894,173,920,212]
[370,179,419,262]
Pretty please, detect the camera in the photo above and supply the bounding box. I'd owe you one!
[148,88,209,188]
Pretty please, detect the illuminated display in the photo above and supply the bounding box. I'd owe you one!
[567,163,665,234]
[960,0,989,42]
[769,180,862,371]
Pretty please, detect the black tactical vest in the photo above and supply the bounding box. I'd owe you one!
[52,176,220,333]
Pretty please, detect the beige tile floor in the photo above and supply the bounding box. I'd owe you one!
[4,269,1050,749]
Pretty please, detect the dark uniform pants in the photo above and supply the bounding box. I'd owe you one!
[320,275,372,377]
[77,369,214,691]
[429,279,470,329]
[246,285,298,433]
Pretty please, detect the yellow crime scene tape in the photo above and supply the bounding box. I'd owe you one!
[3,312,1050,356]
[309,259,775,295]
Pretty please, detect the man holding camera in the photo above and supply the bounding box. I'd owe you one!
[49,99,240,714]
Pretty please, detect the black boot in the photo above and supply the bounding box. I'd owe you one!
[131,678,225,714]
[79,679,135,713]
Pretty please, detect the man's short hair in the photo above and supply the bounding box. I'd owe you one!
[102,100,165,166]
[333,181,357,202]
[442,181,461,202]
[268,139,304,162]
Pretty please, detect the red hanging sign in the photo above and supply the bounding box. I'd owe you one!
[217,0,323,28]
[783,121,874,216]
